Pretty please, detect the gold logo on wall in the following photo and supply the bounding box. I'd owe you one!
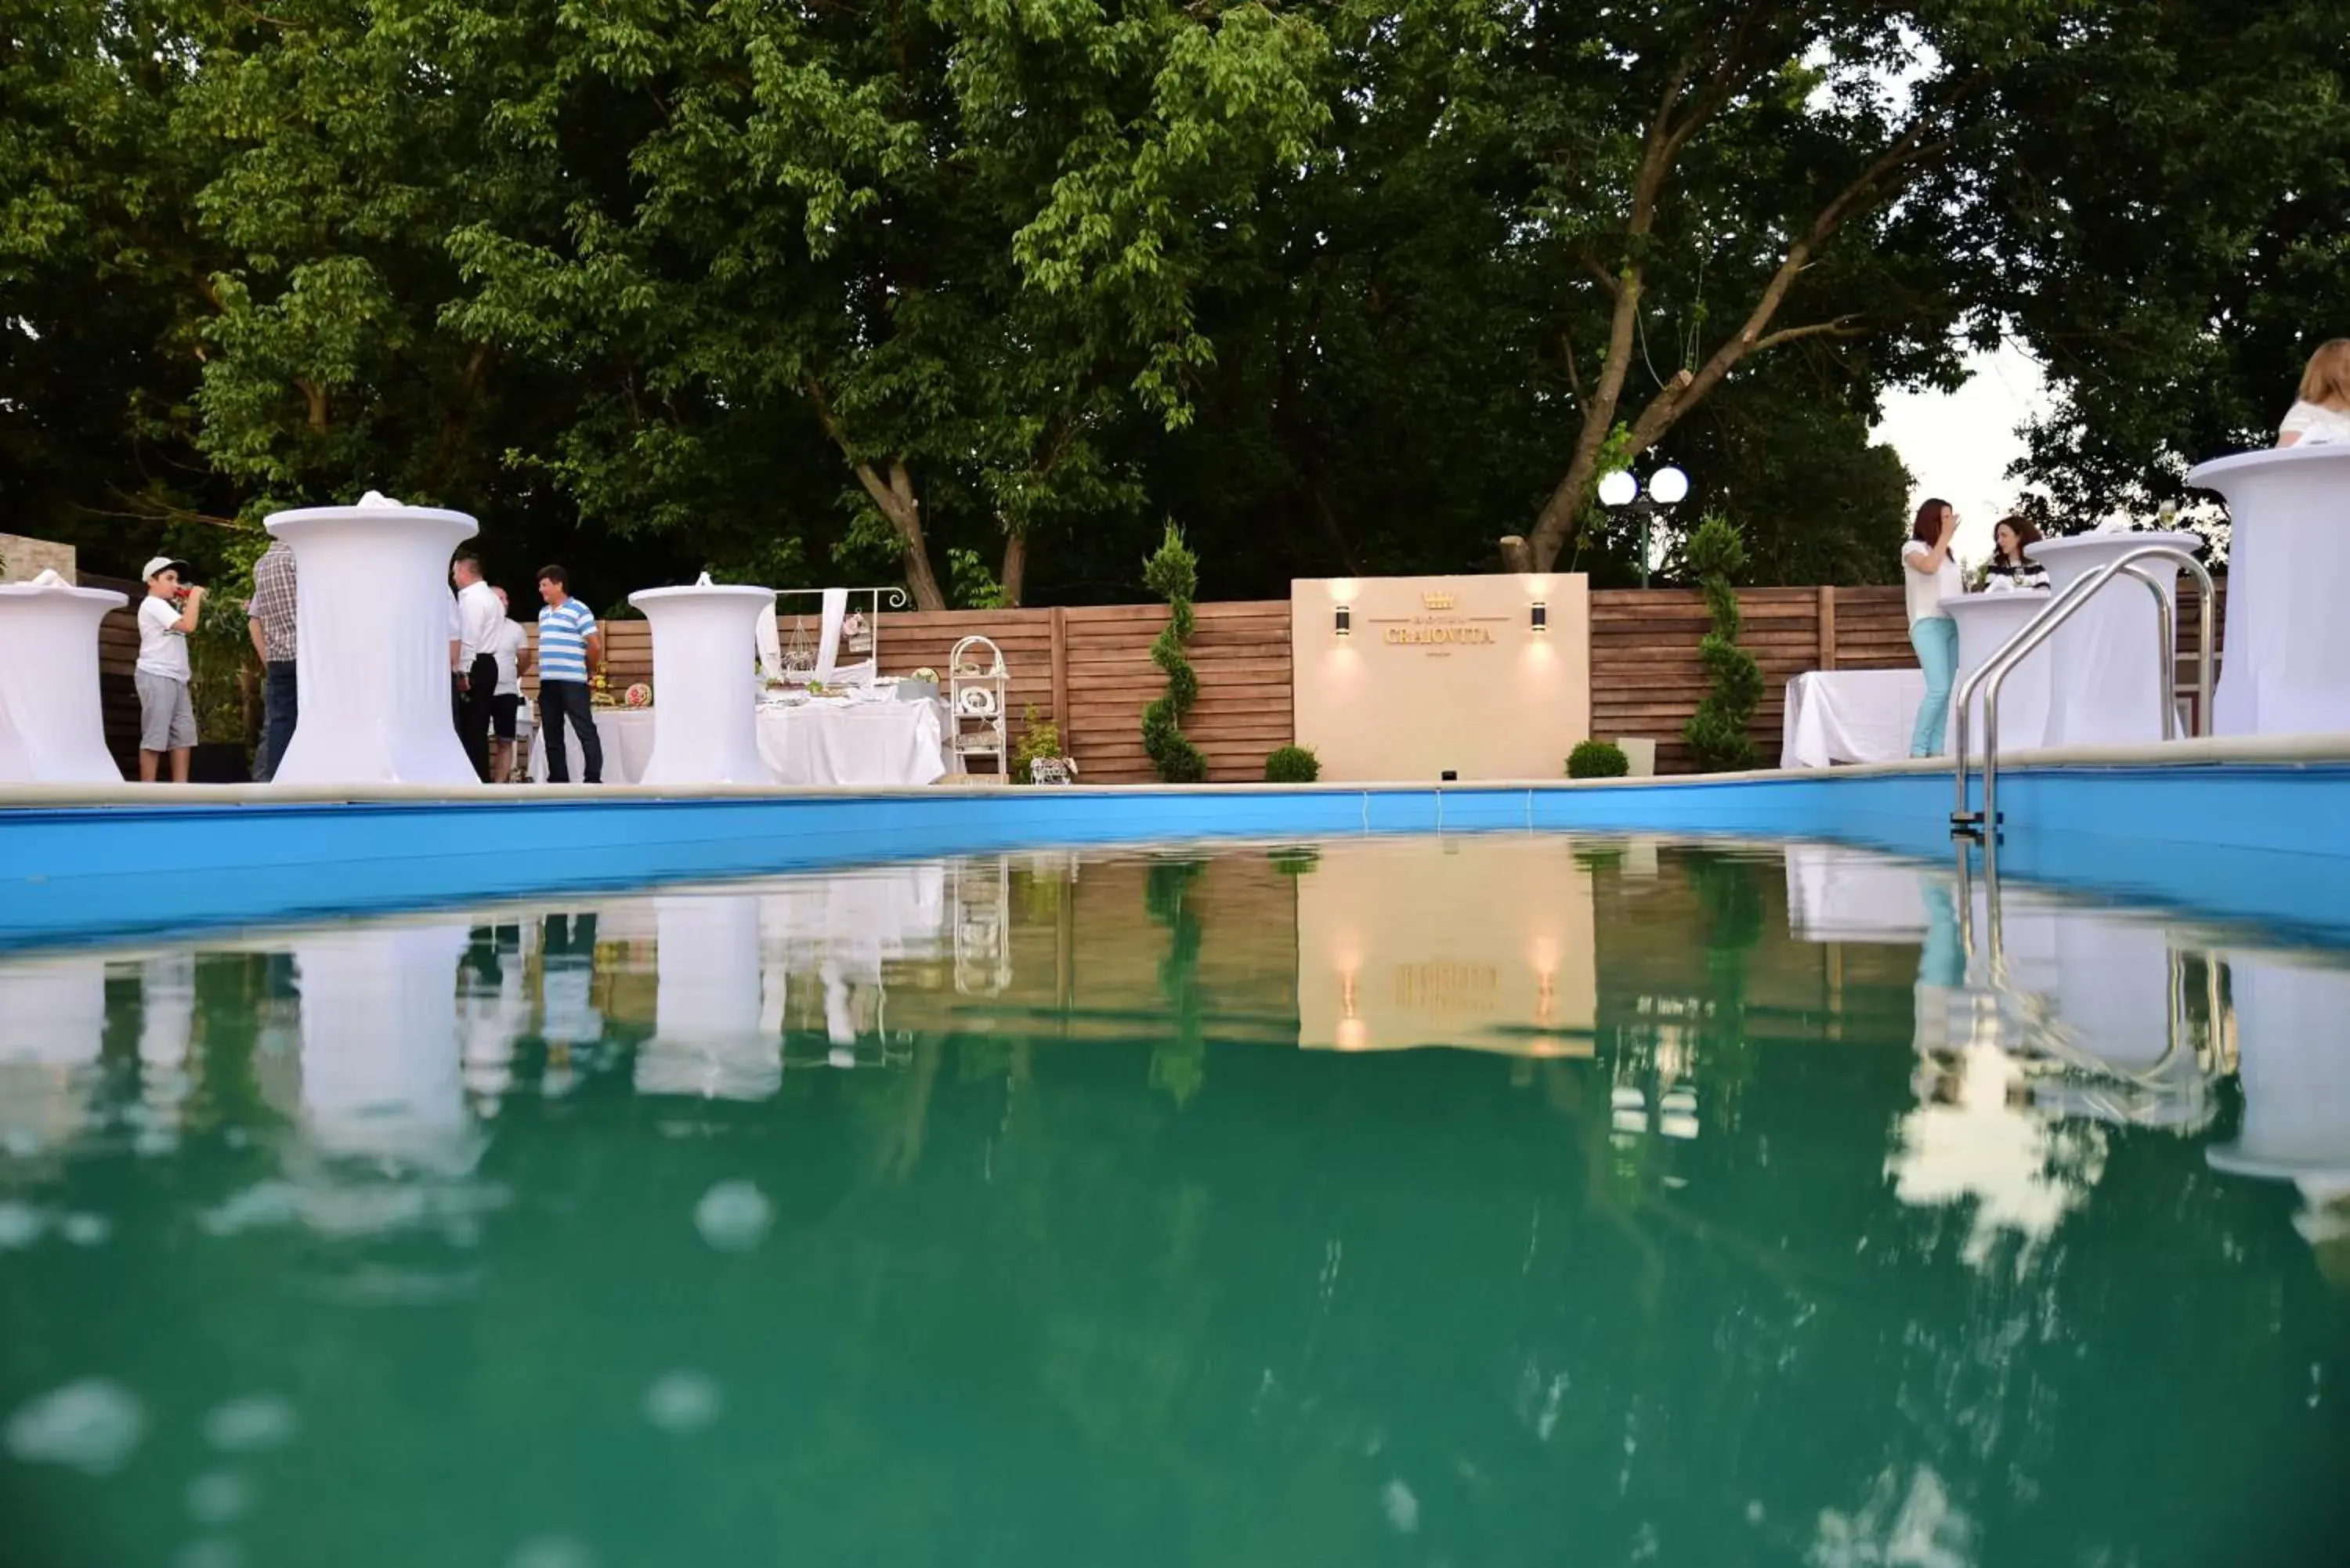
[1422,592,1455,610]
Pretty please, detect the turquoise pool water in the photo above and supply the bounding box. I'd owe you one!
[2,833,2345,1566]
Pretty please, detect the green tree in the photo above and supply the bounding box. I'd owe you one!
[1682,513,1762,771]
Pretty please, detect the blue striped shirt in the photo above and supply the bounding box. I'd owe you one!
[537,598,596,683]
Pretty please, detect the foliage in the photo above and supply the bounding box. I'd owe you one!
[1010,706,1067,786]
[1262,745,1319,784]
[1682,515,1762,772]
[1140,522,1206,783]
[1567,740,1630,780]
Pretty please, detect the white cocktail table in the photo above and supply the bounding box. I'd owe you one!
[1942,590,2053,757]
[0,573,128,784]
[266,493,480,786]
[2027,531,2201,747]
[1779,669,1925,768]
[2186,445,2350,737]
[2207,952,2350,1180]
[628,582,776,786]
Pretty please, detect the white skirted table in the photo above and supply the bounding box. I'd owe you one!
[629,581,776,786]
[1942,590,2054,757]
[530,698,947,787]
[2027,531,2200,748]
[2186,445,2350,737]
[1779,669,1925,768]
[2207,952,2350,1180]
[266,492,480,786]
[0,572,128,784]
[1783,844,1935,941]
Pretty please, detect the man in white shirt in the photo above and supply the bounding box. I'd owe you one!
[135,555,204,782]
[488,586,529,783]
[451,551,504,782]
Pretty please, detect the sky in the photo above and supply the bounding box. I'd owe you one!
[1869,341,2052,566]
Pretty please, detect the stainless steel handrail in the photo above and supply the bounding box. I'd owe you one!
[1951,544,2214,839]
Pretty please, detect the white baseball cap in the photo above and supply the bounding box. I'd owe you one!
[141,556,191,581]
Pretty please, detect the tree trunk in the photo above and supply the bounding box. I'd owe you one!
[1000,530,1027,609]
[852,458,946,612]
[1498,536,1534,573]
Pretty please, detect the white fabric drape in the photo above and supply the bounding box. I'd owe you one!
[528,700,945,786]
[0,573,128,785]
[636,893,779,1100]
[1779,670,1925,768]
[2186,446,2350,737]
[1784,844,1936,942]
[2029,532,2198,749]
[756,598,783,686]
[295,925,475,1169]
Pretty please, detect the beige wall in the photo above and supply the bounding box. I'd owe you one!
[1296,836,1597,1056]
[1290,574,1590,782]
[0,534,76,585]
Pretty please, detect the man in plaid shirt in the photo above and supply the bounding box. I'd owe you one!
[244,538,298,781]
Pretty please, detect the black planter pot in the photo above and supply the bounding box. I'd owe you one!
[190,742,251,784]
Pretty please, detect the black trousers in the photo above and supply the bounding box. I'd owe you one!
[458,652,498,781]
[538,679,602,783]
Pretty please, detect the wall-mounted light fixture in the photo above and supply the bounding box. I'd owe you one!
[1531,600,1548,634]
[1334,604,1351,637]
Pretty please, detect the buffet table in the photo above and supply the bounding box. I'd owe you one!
[1780,669,1926,768]
[530,698,948,787]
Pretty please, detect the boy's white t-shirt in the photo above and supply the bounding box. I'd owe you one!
[136,595,190,681]
[1901,540,1962,624]
[2280,399,2350,446]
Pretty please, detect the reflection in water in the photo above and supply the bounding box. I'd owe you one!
[1,838,2346,1566]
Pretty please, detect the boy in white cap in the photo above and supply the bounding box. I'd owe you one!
[136,556,204,782]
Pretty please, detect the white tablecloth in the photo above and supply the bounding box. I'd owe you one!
[530,700,946,787]
[2030,532,2199,747]
[1784,844,1936,941]
[1944,591,2054,757]
[2186,446,2350,738]
[1780,669,1926,768]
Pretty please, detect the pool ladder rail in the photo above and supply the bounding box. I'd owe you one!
[1950,543,2215,844]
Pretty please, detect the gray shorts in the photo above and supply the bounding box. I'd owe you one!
[136,671,197,752]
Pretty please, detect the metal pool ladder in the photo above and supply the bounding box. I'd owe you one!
[1950,544,2214,840]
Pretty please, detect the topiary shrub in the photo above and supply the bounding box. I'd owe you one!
[1264,744,1320,783]
[1682,513,1763,771]
[1566,739,1629,779]
[1141,522,1207,782]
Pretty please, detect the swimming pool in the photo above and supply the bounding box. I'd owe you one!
[2,823,2345,1566]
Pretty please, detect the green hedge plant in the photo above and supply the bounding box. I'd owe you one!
[1264,744,1320,783]
[1567,739,1629,779]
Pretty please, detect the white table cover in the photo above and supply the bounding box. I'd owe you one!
[630,582,775,786]
[530,700,946,787]
[2029,532,2200,748]
[0,573,128,784]
[295,924,475,1169]
[2186,446,2350,737]
[637,892,779,1101]
[756,699,947,788]
[1943,591,2054,757]
[1780,669,1925,769]
[266,494,481,787]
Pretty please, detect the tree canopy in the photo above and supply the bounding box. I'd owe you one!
[3,0,2341,605]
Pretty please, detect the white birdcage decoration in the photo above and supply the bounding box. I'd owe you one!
[948,634,1010,779]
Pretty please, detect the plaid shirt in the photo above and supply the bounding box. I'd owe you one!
[245,540,298,663]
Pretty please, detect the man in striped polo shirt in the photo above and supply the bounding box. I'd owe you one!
[533,565,605,784]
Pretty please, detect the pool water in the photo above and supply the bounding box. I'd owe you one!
[2,834,2345,1567]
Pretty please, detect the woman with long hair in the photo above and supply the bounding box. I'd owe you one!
[2279,339,2350,447]
[1901,498,1963,757]
[1983,515,2049,591]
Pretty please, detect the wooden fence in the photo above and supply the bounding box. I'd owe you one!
[90,581,2228,782]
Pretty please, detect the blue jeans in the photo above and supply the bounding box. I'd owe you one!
[1909,615,1959,757]
[256,660,297,782]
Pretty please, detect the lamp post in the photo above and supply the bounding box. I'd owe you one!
[1597,465,1689,589]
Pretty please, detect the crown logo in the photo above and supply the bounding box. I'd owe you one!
[1422,592,1455,610]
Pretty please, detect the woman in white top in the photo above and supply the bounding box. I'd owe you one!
[1900,498,1964,757]
[2277,338,2350,447]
